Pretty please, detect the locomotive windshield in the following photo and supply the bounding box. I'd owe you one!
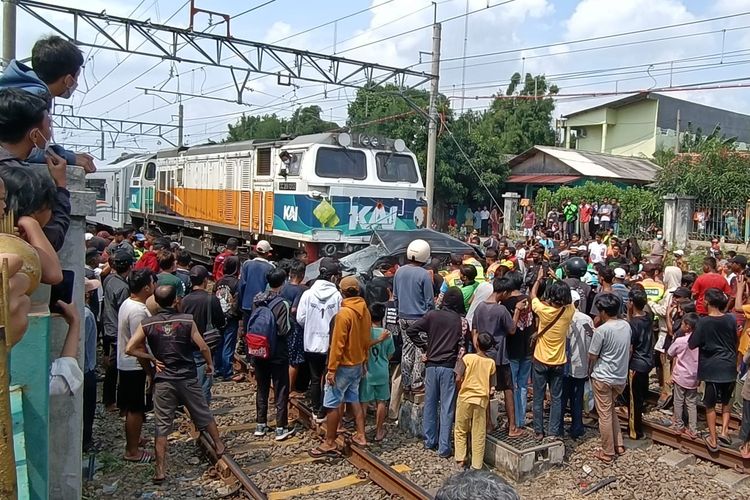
[315,148,366,179]
[375,153,418,183]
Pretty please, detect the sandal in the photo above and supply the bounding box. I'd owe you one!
[616,446,626,456]
[152,476,166,485]
[231,374,245,383]
[703,435,720,453]
[740,445,750,459]
[308,446,341,458]
[124,450,154,463]
[717,435,732,446]
[593,449,615,464]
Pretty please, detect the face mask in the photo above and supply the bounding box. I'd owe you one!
[30,129,53,157]
[60,77,78,99]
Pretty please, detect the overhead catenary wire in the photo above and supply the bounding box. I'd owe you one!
[421,9,750,67]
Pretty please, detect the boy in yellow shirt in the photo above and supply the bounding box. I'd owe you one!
[454,332,497,469]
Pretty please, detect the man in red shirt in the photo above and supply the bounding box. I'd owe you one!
[692,256,732,315]
[135,237,170,273]
[212,238,238,281]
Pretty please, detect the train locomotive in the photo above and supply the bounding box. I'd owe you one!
[86,132,427,261]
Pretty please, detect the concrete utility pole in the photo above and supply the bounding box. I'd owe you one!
[2,0,17,66]
[178,103,184,147]
[425,22,442,229]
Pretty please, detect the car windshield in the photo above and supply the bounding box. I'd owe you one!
[340,244,387,275]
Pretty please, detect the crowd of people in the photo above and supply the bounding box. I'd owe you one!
[2,32,750,494]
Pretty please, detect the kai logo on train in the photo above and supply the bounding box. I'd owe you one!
[282,205,299,222]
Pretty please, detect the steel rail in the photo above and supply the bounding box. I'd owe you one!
[607,408,750,474]
[290,398,433,500]
[183,407,267,499]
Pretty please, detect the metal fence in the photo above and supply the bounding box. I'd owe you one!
[689,203,748,243]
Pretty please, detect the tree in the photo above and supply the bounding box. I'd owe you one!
[484,72,558,154]
[654,141,750,205]
[226,105,339,142]
[287,105,339,136]
[226,113,286,142]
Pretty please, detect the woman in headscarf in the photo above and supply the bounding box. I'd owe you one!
[648,265,682,408]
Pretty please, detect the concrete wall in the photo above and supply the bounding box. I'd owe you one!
[49,166,95,499]
[10,165,95,500]
[576,126,603,153]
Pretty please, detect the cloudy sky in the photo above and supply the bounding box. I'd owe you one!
[5,0,750,160]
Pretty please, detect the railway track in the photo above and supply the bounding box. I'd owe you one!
[610,392,749,474]
[178,358,436,499]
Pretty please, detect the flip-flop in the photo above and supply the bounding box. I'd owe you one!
[703,436,720,453]
[616,447,626,456]
[152,476,166,485]
[741,446,750,459]
[717,435,732,446]
[124,451,153,463]
[308,446,340,458]
[593,450,615,464]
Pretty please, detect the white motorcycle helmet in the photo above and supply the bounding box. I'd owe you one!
[406,239,431,264]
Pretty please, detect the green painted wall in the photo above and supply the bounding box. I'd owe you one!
[608,99,658,156]
[577,125,603,152]
[10,312,50,500]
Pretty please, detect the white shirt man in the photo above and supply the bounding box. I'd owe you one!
[588,239,608,265]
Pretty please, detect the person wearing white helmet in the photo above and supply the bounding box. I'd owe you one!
[393,239,434,401]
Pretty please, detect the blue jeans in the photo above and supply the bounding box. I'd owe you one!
[532,360,564,437]
[424,366,457,455]
[323,364,363,408]
[194,353,213,405]
[216,318,239,379]
[561,376,586,438]
[509,357,532,427]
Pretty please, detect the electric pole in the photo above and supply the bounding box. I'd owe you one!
[178,103,184,147]
[2,0,17,65]
[425,22,441,230]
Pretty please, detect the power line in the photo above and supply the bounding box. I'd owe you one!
[336,0,520,55]
[438,24,750,74]
[429,10,750,66]
[77,0,191,110]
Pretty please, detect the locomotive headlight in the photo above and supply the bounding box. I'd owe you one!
[370,136,380,147]
[359,134,370,147]
[394,138,406,152]
[337,133,351,147]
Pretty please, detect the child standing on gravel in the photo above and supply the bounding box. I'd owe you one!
[454,332,496,470]
[360,302,395,442]
[667,313,700,438]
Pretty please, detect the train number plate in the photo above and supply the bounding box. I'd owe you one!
[279,182,296,191]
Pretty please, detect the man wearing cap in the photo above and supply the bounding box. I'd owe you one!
[673,250,688,273]
[239,240,274,329]
[309,276,371,457]
[213,238,239,281]
[133,233,146,260]
[181,265,226,404]
[297,257,343,421]
[101,249,134,411]
[612,268,630,315]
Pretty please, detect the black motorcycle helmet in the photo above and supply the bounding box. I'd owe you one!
[563,256,588,279]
